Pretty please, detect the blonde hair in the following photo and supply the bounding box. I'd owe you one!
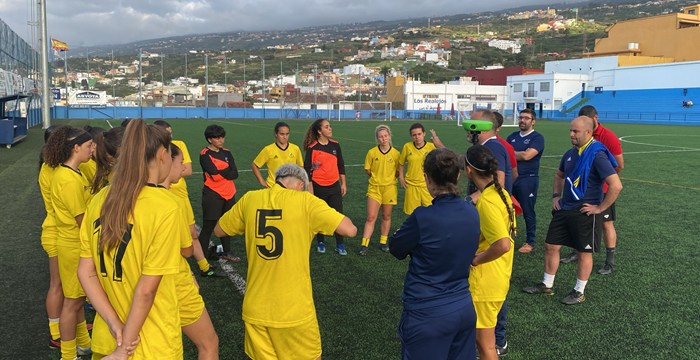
[99,119,171,251]
[375,124,392,146]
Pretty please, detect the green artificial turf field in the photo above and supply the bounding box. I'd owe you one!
[2,118,699,359]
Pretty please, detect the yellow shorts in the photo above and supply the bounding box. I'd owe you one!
[402,185,433,215]
[91,314,116,356]
[41,225,59,257]
[57,245,85,299]
[473,301,504,329]
[244,316,321,360]
[367,184,398,205]
[177,271,205,327]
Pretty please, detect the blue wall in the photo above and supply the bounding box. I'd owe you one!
[50,106,452,122]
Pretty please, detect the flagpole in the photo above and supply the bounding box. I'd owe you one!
[64,50,68,118]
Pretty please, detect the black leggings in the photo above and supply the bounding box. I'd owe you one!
[199,219,232,256]
[199,188,235,255]
[313,181,344,245]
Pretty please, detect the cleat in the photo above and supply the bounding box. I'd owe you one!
[518,244,534,254]
[560,252,578,264]
[335,244,348,256]
[219,253,241,262]
[597,263,614,275]
[561,289,586,305]
[77,346,92,356]
[358,246,368,256]
[496,340,508,357]
[317,242,326,253]
[523,283,554,295]
[49,337,61,350]
[201,266,226,278]
[379,244,389,252]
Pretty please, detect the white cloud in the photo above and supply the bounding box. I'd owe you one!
[0,0,555,46]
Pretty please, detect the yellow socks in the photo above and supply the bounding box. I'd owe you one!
[379,235,388,245]
[76,320,91,349]
[361,238,370,247]
[197,258,211,272]
[49,318,60,340]
[61,338,77,360]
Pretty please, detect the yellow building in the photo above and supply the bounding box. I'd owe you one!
[590,5,700,62]
[381,76,406,105]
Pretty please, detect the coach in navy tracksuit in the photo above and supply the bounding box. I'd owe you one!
[390,148,480,360]
[507,108,544,254]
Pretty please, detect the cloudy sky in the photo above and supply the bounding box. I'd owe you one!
[1,0,558,47]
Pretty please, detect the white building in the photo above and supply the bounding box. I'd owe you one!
[506,55,700,114]
[405,77,507,112]
[343,64,369,76]
[487,39,522,54]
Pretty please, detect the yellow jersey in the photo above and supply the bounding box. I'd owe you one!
[79,185,184,360]
[39,163,57,230]
[218,183,345,327]
[364,146,400,186]
[79,158,97,187]
[51,165,91,247]
[399,142,436,187]
[253,142,304,187]
[469,186,515,302]
[170,140,192,200]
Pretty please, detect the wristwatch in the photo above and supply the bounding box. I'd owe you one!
[552,192,561,198]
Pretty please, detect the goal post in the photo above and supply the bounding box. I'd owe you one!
[337,101,392,121]
[456,100,519,127]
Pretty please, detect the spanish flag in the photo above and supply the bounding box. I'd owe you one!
[51,38,69,51]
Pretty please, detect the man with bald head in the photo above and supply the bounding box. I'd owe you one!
[523,116,622,305]
[560,105,624,275]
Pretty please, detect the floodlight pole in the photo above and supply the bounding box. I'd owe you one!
[39,0,51,127]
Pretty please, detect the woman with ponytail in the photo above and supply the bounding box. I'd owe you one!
[91,127,125,194]
[302,118,348,255]
[44,125,94,360]
[390,148,480,360]
[464,144,516,360]
[78,119,186,359]
[38,125,64,350]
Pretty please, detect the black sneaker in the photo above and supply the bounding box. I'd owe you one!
[561,289,586,305]
[597,263,614,275]
[200,266,226,278]
[496,340,508,357]
[523,282,554,295]
[358,246,368,256]
[560,252,578,264]
[49,337,60,350]
[206,247,220,260]
[379,244,389,252]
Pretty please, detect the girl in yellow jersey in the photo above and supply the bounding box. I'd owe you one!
[154,120,221,278]
[38,126,64,349]
[398,123,444,215]
[79,125,104,186]
[464,145,516,360]
[78,120,184,360]
[360,125,400,255]
[43,126,94,360]
[91,127,125,194]
[165,143,220,359]
[252,121,304,188]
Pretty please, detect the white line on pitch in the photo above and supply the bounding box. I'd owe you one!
[217,259,247,296]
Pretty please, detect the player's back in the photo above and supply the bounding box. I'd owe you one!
[224,184,344,327]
